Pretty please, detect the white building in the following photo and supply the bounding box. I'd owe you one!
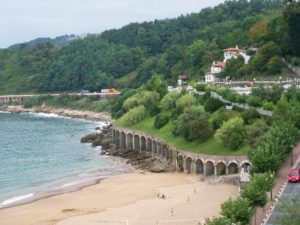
[223,45,251,64]
[211,61,225,74]
[204,72,217,84]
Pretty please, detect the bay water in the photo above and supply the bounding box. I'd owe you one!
[0,112,132,208]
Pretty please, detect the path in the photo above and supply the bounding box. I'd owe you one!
[253,142,300,225]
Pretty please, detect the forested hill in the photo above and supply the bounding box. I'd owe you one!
[0,0,299,94]
[8,34,84,49]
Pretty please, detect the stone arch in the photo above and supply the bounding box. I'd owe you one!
[216,161,226,176]
[185,157,193,174]
[177,154,184,172]
[167,149,173,161]
[153,140,158,155]
[157,142,162,156]
[127,133,133,150]
[147,138,152,153]
[134,135,140,151]
[115,131,120,148]
[195,159,204,174]
[228,161,239,174]
[120,132,126,150]
[241,161,252,173]
[141,136,146,152]
[162,145,167,157]
[205,160,215,176]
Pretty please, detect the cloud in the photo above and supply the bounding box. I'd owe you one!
[0,0,224,48]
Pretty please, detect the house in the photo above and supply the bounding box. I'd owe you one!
[223,45,251,64]
[204,72,217,84]
[250,44,260,52]
[178,74,188,86]
[211,61,225,74]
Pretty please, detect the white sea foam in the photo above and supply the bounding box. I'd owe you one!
[0,193,34,207]
[0,111,11,114]
[61,181,83,188]
[29,112,64,118]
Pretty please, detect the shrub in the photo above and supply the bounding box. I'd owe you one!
[215,117,245,150]
[246,120,269,149]
[160,92,180,111]
[154,113,170,129]
[242,108,260,124]
[204,97,225,113]
[262,101,275,111]
[246,96,262,107]
[119,106,146,126]
[173,106,213,142]
[23,97,42,108]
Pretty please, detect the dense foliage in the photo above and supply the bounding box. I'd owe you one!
[0,0,290,94]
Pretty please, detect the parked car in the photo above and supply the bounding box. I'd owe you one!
[288,168,300,183]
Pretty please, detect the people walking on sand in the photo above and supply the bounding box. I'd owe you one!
[170,208,174,216]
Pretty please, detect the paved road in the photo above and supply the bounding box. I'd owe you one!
[265,160,300,224]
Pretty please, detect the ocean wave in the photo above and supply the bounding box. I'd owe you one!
[0,111,11,114]
[28,112,65,118]
[0,193,34,207]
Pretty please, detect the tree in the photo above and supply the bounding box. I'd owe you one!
[251,41,281,72]
[221,198,254,225]
[173,106,213,142]
[176,94,198,113]
[283,2,300,56]
[215,117,246,150]
[144,74,168,98]
[267,56,282,74]
[160,92,181,111]
[241,178,268,208]
[204,97,225,113]
[248,20,268,43]
[119,105,146,126]
[205,217,232,225]
[246,119,269,148]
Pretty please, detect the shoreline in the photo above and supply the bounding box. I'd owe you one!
[0,108,134,211]
[0,105,112,122]
[0,172,238,225]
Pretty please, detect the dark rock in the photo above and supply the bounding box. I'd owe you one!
[80,133,99,143]
[100,138,112,150]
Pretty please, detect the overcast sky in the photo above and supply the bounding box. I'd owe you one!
[0,0,224,48]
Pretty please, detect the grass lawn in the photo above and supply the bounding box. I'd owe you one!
[115,116,249,156]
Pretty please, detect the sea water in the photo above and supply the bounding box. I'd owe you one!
[0,112,132,208]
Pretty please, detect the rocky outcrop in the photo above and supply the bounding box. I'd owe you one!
[3,105,112,121]
[81,124,173,173]
[80,124,113,151]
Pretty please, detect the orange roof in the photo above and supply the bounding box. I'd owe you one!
[178,75,188,80]
[212,61,225,68]
[223,47,245,53]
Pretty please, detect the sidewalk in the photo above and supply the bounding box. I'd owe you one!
[251,142,300,225]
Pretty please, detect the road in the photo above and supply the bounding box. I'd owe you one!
[265,160,300,224]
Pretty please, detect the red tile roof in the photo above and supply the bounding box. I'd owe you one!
[212,61,225,68]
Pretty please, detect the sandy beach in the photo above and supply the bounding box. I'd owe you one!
[0,172,237,225]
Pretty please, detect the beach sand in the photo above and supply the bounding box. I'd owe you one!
[0,172,237,225]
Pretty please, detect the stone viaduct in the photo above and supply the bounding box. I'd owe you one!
[113,126,251,177]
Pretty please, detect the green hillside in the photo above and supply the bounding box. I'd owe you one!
[0,0,299,94]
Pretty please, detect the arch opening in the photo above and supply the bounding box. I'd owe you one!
[127,133,133,150]
[141,136,146,152]
[195,159,204,174]
[216,162,226,176]
[205,161,215,176]
[134,135,140,151]
[228,162,238,174]
[177,155,184,172]
[185,157,193,173]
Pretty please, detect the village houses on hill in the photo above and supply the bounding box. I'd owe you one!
[205,45,251,84]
